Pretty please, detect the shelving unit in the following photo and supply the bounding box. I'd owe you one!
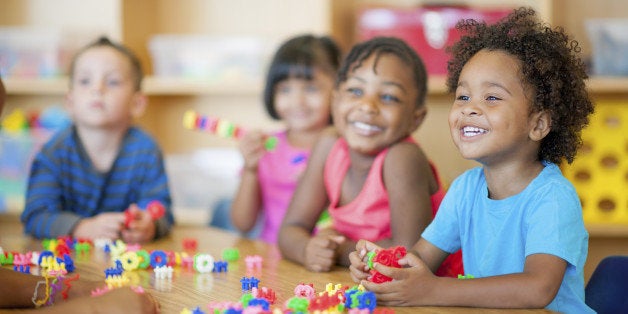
[2,0,627,281]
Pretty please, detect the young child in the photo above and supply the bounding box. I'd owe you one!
[230,34,342,244]
[0,78,160,314]
[20,37,175,243]
[278,37,462,275]
[349,8,594,312]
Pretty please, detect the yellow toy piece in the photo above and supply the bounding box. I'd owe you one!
[1,108,29,132]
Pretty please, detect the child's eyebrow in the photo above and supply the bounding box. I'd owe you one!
[381,81,407,93]
[486,82,512,96]
[456,80,512,96]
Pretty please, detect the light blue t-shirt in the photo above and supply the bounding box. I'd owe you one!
[422,162,593,313]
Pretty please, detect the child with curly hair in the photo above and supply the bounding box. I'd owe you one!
[349,8,594,312]
[279,36,462,277]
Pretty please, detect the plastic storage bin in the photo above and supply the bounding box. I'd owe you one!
[586,19,628,76]
[165,148,242,225]
[0,27,68,78]
[148,35,267,82]
[357,5,511,75]
[0,130,53,213]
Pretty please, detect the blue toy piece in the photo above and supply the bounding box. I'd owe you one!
[150,250,168,268]
[248,298,270,311]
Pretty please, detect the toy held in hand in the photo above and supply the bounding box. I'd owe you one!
[124,201,166,228]
[367,246,407,283]
[182,110,278,150]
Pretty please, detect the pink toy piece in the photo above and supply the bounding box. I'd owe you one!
[245,255,263,270]
[294,283,316,299]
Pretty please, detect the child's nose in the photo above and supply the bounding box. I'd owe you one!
[91,80,106,95]
[460,102,481,116]
[357,96,379,114]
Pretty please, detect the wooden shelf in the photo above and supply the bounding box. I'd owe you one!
[6,75,628,97]
[4,77,262,96]
[586,224,628,237]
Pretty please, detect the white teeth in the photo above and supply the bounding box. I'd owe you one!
[353,121,382,132]
[462,126,487,137]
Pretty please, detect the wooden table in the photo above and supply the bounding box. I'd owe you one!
[0,214,551,313]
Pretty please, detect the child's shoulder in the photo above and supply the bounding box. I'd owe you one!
[385,137,426,163]
[40,125,75,151]
[126,126,162,149]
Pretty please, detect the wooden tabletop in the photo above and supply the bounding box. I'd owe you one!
[0,214,552,313]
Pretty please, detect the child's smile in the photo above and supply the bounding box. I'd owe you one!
[334,53,421,155]
[450,49,538,166]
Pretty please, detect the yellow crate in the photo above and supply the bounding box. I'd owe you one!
[562,102,628,224]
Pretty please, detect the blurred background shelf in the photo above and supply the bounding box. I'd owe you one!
[5,75,628,96]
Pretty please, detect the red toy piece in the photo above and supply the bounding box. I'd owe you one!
[146,200,166,220]
[182,238,198,252]
[369,246,407,283]
[124,201,166,228]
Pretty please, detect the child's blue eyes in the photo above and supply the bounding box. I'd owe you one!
[75,78,122,87]
[345,88,400,103]
[381,94,400,102]
[455,95,501,101]
[346,87,363,96]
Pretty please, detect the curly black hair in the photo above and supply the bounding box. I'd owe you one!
[263,34,342,120]
[336,37,428,108]
[69,36,144,91]
[446,7,594,164]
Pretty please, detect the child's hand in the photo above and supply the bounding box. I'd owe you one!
[65,286,160,313]
[349,239,382,283]
[304,234,345,272]
[72,212,125,240]
[121,204,156,243]
[360,252,436,306]
[238,130,266,171]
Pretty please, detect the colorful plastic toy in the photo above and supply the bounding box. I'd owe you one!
[367,246,407,283]
[182,110,278,150]
[124,200,166,228]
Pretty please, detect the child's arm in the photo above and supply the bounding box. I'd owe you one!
[380,142,434,248]
[21,154,109,239]
[278,131,340,272]
[230,130,266,233]
[9,287,160,314]
[0,268,143,310]
[135,149,174,240]
[361,238,566,308]
[71,213,126,240]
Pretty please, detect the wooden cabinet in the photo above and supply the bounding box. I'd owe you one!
[2,0,627,281]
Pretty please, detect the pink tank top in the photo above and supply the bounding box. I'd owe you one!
[323,137,445,242]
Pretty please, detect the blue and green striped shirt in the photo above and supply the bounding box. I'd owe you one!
[21,125,174,239]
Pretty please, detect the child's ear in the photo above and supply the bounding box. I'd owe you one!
[130,92,148,118]
[410,106,428,133]
[529,110,551,141]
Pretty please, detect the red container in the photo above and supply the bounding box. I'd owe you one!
[357,5,511,75]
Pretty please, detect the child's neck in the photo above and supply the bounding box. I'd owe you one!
[76,126,128,173]
[286,128,323,149]
[483,159,545,200]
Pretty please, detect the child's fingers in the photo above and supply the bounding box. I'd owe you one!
[372,262,404,280]
[398,252,424,268]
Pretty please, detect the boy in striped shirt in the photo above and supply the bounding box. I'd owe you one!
[21,37,174,243]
